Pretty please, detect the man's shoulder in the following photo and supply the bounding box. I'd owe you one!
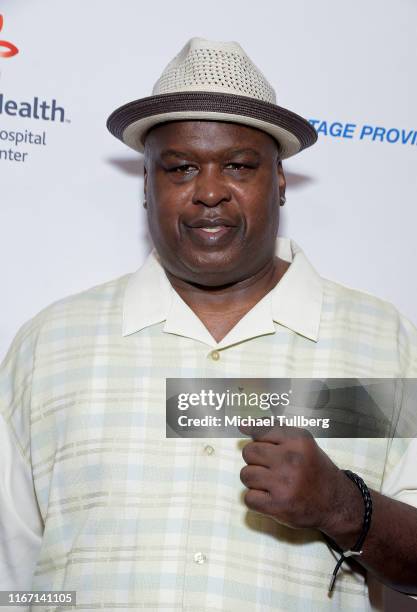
[322,276,405,323]
[35,272,131,326]
[320,277,417,376]
[321,276,417,351]
[6,272,133,359]
[0,273,134,422]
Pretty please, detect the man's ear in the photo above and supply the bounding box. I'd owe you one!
[278,160,286,196]
[143,166,148,209]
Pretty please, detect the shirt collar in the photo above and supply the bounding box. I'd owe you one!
[122,238,323,346]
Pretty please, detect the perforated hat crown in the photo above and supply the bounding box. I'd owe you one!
[107,37,317,159]
[152,38,276,103]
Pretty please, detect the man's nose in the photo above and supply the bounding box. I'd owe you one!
[192,166,232,207]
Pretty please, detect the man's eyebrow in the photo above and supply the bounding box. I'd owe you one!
[160,148,261,159]
[225,148,261,158]
[160,150,190,160]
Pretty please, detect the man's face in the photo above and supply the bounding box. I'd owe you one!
[143,120,285,286]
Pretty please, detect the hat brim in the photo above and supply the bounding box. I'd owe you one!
[106,91,317,160]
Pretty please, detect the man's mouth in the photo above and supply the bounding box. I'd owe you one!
[184,217,238,245]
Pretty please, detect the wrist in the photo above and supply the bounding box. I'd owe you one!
[320,469,365,550]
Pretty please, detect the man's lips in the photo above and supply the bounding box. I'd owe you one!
[185,217,237,229]
[183,218,239,244]
[188,225,234,241]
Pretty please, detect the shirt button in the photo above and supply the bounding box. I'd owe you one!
[194,552,207,564]
[210,350,220,361]
[204,444,215,456]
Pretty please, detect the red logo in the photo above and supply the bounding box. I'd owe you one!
[0,15,19,58]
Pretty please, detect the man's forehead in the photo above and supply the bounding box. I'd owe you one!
[144,120,279,155]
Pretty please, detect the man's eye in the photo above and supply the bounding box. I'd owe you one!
[225,163,252,170]
[168,165,196,174]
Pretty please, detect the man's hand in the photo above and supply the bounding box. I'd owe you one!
[239,422,362,535]
[239,421,417,594]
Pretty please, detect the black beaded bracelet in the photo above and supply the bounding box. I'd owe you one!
[328,469,373,592]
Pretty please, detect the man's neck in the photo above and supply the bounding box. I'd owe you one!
[165,256,290,343]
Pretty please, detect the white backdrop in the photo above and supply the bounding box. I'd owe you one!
[1,0,416,359]
[0,1,417,609]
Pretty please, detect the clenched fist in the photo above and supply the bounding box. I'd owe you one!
[240,423,359,536]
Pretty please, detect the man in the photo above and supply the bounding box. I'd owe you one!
[1,37,416,611]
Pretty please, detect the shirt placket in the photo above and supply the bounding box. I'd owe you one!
[181,437,221,611]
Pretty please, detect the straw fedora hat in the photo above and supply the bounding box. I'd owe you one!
[107,37,317,159]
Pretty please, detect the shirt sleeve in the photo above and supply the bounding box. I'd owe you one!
[381,437,417,507]
[381,314,417,504]
[0,412,43,591]
[380,314,417,606]
[0,317,45,603]
[380,438,417,607]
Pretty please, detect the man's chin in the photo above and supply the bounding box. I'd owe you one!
[178,252,247,287]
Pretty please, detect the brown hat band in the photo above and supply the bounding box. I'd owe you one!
[107,91,317,150]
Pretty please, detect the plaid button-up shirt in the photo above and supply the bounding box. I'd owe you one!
[1,238,416,611]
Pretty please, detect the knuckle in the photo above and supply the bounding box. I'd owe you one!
[242,442,254,463]
[243,441,267,464]
[244,489,255,508]
[284,449,304,466]
[240,465,250,485]
[244,489,262,510]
